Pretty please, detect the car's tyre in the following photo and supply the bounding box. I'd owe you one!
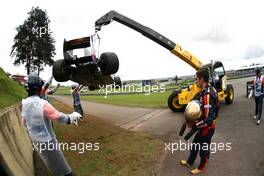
[168,91,186,112]
[89,86,95,91]
[225,84,234,104]
[52,59,70,82]
[113,76,122,87]
[99,52,119,75]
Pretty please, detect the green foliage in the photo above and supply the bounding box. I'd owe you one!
[10,7,55,74]
[0,68,26,108]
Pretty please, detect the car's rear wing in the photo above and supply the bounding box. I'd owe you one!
[63,37,91,51]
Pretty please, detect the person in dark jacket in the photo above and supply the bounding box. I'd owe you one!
[40,76,60,101]
[180,68,218,175]
[71,84,84,116]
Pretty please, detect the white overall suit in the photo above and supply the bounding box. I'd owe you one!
[22,95,80,176]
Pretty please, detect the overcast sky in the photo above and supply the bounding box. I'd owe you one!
[1,0,264,84]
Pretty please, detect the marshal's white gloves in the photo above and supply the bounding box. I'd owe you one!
[248,90,253,99]
[67,112,82,125]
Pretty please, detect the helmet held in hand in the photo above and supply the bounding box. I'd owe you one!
[184,100,201,123]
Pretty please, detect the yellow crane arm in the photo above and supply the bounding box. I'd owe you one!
[95,10,203,70]
[171,44,202,70]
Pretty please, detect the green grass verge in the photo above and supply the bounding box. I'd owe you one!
[53,86,71,95]
[55,85,175,94]
[81,91,173,108]
[55,85,175,108]
[51,99,164,176]
[0,67,26,108]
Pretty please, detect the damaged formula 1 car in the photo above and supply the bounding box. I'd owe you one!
[52,33,121,90]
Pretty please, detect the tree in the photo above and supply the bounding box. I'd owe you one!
[10,7,55,75]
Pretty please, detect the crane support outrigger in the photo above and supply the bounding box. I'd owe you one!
[95,10,234,112]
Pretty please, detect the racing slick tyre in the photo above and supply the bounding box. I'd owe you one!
[99,52,119,75]
[53,59,70,82]
[113,76,122,87]
[88,86,96,91]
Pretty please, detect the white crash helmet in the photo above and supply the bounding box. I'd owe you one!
[184,100,201,123]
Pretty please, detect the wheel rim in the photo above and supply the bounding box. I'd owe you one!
[172,95,183,109]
